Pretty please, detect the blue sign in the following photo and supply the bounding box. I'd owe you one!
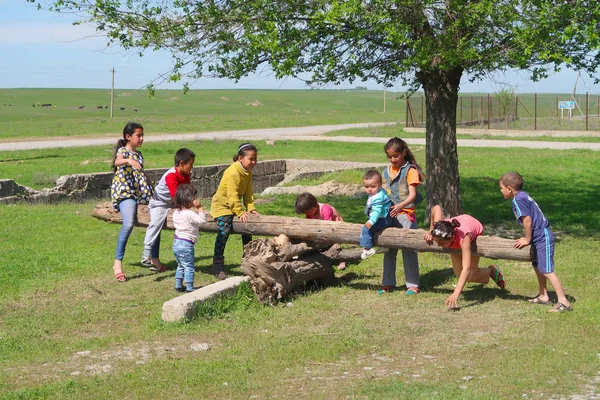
[558,101,575,109]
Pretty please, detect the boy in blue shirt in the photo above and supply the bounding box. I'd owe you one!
[360,170,394,260]
[500,171,572,312]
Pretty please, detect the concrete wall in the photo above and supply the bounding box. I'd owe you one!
[0,160,287,204]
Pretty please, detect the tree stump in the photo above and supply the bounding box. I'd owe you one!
[241,234,363,304]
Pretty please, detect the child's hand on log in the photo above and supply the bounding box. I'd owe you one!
[424,232,434,246]
[239,212,250,222]
[364,221,372,229]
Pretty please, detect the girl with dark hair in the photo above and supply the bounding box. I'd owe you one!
[209,143,260,279]
[110,122,153,282]
[379,137,424,294]
[424,205,506,309]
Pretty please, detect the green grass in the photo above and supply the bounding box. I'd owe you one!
[1,141,600,399]
[0,89,400,139]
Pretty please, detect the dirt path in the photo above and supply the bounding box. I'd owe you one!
[1,122,599,151]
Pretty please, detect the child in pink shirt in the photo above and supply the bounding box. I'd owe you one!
[423,205,506,309]
[295,192,346,270]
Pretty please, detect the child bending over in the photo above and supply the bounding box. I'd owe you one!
[424,205,506,309]
[295,192,346,270]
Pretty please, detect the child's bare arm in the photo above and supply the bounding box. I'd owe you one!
[424,205,444,244]
[444,234,472,308]
[514,216,532,248]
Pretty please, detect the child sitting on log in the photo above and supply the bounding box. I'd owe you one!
[360,170,394,260]
[295,192,347,270]
[424,205,506,309]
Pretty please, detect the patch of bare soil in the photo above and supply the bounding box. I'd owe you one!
[6,340,212,386]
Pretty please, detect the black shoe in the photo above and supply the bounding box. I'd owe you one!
[174,287,185,293]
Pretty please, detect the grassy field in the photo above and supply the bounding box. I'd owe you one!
[1,139,599,399]
[0,89,400,140]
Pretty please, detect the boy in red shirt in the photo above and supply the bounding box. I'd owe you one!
[142,148,196,271]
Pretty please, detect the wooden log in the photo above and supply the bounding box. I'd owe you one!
[92,202,530,261]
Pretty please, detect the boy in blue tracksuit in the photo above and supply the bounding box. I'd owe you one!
[360,170,394,260]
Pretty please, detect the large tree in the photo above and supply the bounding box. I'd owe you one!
[32,0,600,215]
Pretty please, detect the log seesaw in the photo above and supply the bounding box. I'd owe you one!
[93,202,529,304]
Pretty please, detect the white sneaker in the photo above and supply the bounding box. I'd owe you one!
[141,257,152,267]
[361,248,376,260]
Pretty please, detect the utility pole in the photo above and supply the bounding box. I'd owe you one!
[110,67,115,118]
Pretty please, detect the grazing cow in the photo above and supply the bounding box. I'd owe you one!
[78,106,85,109]
[105,105,108,109]
[97,105,103,109]
[41,104,52,108]
[120,107,125,111]
[32,104,36,108]
[133,108,138,112]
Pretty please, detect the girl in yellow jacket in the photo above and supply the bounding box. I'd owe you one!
[210,143,259,279]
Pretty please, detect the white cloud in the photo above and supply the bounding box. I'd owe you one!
[0,22,104,46]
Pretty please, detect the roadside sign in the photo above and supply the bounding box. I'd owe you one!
[558,101,575,109]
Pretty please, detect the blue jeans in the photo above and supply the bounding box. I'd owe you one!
[173,238,195,289]
[360,216,395,249]
[115,199,137,261]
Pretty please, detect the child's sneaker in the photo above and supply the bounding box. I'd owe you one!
[489,264,506,289]
[361,248,376,260]
[141,257,152,267]
[174,287,186,293]
[377,285,394,294]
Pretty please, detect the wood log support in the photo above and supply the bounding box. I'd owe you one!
[92,202,530,261]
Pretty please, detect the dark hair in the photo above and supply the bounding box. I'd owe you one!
[295,192,319,214]
[431,219,461,240]
[175,148,196,166]
[112,122,143,172]
[384,137,425,181]
[500,171,523,190]
[363,169,382,184]
[172,184,197,209]
[233,142,257,162]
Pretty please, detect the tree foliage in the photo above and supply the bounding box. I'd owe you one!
[30,0,600,214]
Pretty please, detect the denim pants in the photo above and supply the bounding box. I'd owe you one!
[173,238,195,287]
[115,199,137,261]
[359,216,395,249]
[382,213,420,288]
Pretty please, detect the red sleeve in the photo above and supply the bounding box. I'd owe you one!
[165,172,179,198]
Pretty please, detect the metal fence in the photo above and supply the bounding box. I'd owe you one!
[405,93,600,131]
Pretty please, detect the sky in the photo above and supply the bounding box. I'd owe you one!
[1,1,599,94]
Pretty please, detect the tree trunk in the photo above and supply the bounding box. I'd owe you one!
[417,67,464,218]
[92,202,530,261]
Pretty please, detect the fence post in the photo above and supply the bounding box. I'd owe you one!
[586,92,589,131]
[534,93,537,131]
[405,96,409,127]
[515,95,518,120]
[480,96,484,125]
[421,96,424,127]
[487,94,491,129]
[470,96,473,123]
[459,96,463,123]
